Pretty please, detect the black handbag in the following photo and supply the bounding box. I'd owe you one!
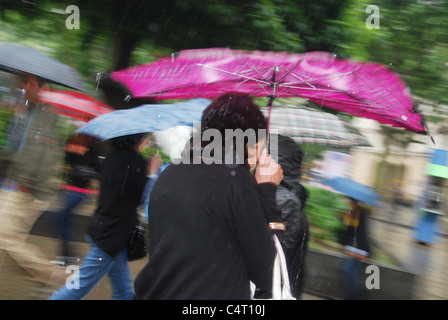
[127,221,148,261]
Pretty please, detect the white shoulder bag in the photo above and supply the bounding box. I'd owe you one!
[251,234,296,300]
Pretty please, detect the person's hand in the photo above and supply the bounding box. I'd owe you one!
[14,104,27,118]
[254,149,283,186]
[149,152,163,176]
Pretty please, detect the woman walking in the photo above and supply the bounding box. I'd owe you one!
[134,93,284,300]
[49,133,148,300]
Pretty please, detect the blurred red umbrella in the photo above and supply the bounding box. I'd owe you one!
[39,88,113,121]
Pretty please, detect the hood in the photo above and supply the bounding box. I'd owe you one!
[270,134,303,179]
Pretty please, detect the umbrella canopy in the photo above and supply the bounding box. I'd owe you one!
[77,99,210,140]
[261,104,371,147]
[0,43,85,91]
[104,48,427,133]
[39,89,114,121]
[320,176,382,206]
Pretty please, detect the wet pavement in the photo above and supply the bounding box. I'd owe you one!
[369,204,448,300]
[0,201,446,300]
[0,234,323,300]
[0,234,147,300]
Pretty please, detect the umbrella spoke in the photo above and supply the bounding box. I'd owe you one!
[197,63,271,85]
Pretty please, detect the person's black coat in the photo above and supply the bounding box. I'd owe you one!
[134,161,277,300]
[66,148,103,189]
[270,134,309,298]
[276,178,309,298]
[88,149,147,258]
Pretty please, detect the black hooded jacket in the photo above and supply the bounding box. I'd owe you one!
[271,134,310,299]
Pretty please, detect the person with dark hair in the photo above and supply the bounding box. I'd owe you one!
[49,133,148,300]
[133,93,284,300]
[0,74,67,286]
[269,134,309,299]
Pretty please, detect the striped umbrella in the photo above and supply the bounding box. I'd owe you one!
[39,89,114,121]
[262,104,371,147]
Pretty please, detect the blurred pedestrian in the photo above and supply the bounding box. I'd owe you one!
[49,133,148,300]
[269,134,309,299]
[0,74,66,286]
[339,197,371,300]
[50,136,103,266]
[133,92,284,300]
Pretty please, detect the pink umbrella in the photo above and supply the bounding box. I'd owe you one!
[105,48,427,133]
[39,88,114,121]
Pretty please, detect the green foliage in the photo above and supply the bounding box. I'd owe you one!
[304,186,349,242]
[343,0,448,105]
[142,147,171,164]
[1,0,448,113]
[0,107,13,151]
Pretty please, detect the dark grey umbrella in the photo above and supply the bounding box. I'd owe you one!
[0,43,85,91]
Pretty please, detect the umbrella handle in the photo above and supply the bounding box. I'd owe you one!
[266,102,274,150]
[266,97,275,129]
[266,66,279,144]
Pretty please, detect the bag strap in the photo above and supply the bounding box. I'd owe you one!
[272,234,295,300]
[250,234,296,300]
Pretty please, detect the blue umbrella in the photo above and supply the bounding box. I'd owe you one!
[76,99,210,140]
[319,176,382,206]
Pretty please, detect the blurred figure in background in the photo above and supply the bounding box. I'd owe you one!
[51,135,103,266]
[49,133,148,300]
[269,133,309,299]
[339,197,371,300]
[0,74,30,179]
[0,74,66,286]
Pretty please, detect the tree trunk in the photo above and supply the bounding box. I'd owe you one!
[113,31,140,71]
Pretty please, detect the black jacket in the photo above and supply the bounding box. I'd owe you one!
[271,133,310,298]
[88,149,147,258]
[66,148,103,189]
[276,178,309,298]
[134,161,278,300]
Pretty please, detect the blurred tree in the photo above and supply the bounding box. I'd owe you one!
[279,0,352,57]
[1,0,448,107]
[342,0,448,105]
[69,0,304,70]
